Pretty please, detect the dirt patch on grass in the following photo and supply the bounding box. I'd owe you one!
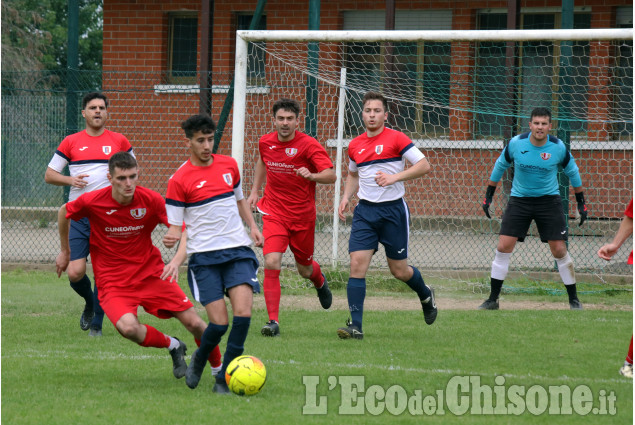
[256,295,633,312]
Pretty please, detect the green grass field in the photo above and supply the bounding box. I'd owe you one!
[2,269,632,424]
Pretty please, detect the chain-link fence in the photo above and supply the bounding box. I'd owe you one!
[1,69,632,287]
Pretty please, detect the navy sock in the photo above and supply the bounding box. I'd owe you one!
[200,323,228,361]
[347,278,366,331]
[489,278,504,301]
[69,275,93,308]
[404,266,431,301]
[216,316,251,383]
[91,284,104,329]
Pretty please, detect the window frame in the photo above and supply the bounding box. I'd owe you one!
[166,12,199,85]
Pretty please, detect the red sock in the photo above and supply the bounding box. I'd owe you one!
[627,336,633,364]
[263,269,281,322]
[195,338,223,368]
[139,325,170,348]
[309,260,325,289]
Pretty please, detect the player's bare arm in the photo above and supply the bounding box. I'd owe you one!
[161,229,188,282]
[338,171,360,221]
[375,157,431,187]
[247,157,267,210]
[295,166,336,184]
[163,224,182,249]
[598,214,633,261]
[45,167,89,188]
[56,204,71,277]
[236,198,264,247]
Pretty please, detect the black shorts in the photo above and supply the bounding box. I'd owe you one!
[500,195,568,243]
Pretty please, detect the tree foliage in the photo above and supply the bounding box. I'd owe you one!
[2,0,103,89]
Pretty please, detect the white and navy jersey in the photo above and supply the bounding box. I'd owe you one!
[47,129,134,201]
[348,128,424,203]
[490,132,582,197]
[165,155,253,255]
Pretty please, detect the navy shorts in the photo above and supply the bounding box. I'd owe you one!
[187,246,260,306]
[500,195,568,243]
[349,199,410,260]
[69,217,90,261]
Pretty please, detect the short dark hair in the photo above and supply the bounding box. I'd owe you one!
[362,91,388,112]
[181,114,217,139]
[82,92,108,109]
[272,98,301,118]
[530,107,552,122]
[108,152,137,175]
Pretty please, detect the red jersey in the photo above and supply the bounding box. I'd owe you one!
[166,156,252,254]
[48,129,133,201]
[626,199,633,265]
[257,131,333,221]
[65,185,167,289]
[348,128,425,203]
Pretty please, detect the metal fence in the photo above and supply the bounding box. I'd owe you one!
[1,70,632,286]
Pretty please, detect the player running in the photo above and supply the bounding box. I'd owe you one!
[46,92,133,337]
[164,114,263,394]
[337,91,437,340]
[56,152,217,380]
[247,98,336,337]
[480,107,588,310]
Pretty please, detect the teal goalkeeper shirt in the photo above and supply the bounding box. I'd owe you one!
[489,132,582,197]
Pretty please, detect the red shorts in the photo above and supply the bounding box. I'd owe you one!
[262,214,315,266]
[99,276,194,325]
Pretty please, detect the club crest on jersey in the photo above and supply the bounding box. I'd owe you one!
[285,148,298,157]
[102,146,112,155]
[223,173,233,186]
[130,208,146,219]
[375,145,384,155]
[541,152,551,160]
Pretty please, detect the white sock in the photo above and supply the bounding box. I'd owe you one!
[491,250,512,281]
[168,337,180,351]
[555,253,576,286]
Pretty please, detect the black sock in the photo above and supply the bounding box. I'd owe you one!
[69,275,93,308]
[565,284,578,301]
[489,278,504,301]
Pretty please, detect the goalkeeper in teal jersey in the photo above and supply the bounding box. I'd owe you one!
[479,107,588,311]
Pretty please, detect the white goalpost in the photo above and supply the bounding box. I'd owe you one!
[232,28,633,289]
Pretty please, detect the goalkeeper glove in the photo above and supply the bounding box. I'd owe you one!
[482,185,496,219]
[575,191,587,226]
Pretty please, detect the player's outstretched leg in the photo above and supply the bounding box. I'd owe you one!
[186,323,228,389]
[337,277,365,340]
[130,323,187,379]
[70,274,94,330]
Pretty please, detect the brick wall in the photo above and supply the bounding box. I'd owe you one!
[102,0,633,216]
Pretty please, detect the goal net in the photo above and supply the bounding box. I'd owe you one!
[233,29,633,293]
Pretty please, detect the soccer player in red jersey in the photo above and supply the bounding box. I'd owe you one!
[164,114,263,394]
[56,152,214,380]
[247,98,336,337]
[598,198,633,378]
[46,92,134,336]
[337,91,437,340]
